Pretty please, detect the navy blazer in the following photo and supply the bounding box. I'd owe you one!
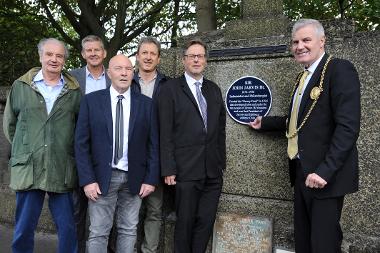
[75,87,159,195]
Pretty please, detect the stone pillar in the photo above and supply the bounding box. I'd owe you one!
[225,0,289,39]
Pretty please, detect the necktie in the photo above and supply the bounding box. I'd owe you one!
[114,95,124,165]
[195,82,207,129]
[287,70,309,159]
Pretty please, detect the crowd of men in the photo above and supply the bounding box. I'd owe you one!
[3,18,360,253]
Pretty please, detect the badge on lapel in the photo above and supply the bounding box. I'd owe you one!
[310,87,322,100]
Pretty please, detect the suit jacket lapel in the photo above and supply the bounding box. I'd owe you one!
[101,89,113,141]
[79,67,87,94]
[298,54,329,124]
[105,73,111,88]
[180,76,202,118]
[129,92,139,140]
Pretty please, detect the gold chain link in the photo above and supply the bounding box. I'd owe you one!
[286,56,332,139]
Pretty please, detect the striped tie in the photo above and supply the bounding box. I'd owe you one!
[195,82,207,130]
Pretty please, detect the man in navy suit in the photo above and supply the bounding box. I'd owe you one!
[250,19,360,253]
[75,54,159,253]
[70,35,111,253]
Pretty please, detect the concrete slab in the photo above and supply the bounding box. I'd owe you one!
[0,223,57,253]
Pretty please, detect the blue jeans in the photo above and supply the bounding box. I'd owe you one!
[12,190,78,253]
[87,170,142,253]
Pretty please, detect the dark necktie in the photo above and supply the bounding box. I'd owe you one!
[194,82,207,129]
[114,95,124,165]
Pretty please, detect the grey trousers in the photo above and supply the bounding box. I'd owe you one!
[141,183,163,253]
[87,170,142,253]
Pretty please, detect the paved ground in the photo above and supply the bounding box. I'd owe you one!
[0,223,57,253]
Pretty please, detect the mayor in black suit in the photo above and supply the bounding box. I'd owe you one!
[250,19,361,253]
[75,54,159,253]
[158,39,226,253]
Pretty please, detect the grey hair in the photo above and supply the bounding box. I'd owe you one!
[182,38,208,58]
[81,35,105,51]
[137,36,161,56]
[292,19,325,38]
[37,38,69,60]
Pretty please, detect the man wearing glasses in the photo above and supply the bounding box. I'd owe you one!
[158,39,226,253]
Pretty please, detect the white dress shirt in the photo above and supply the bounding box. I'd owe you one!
[184,72,206,114]
[292,53,325,113]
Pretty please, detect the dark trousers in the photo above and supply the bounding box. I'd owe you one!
[294,160,344,253]
[72,187,88,253]
[12,190,78,253]
[174,177,222,253]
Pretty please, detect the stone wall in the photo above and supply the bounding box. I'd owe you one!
[158,18,380,252]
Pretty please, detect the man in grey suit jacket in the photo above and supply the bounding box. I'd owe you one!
[70,35,111,95]
[70,35,111,253]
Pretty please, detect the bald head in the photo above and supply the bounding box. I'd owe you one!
[107,54,134,93]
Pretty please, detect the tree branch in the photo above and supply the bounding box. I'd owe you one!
[54,0,82,33]
[78,0,106,36]
[38,0,76,46]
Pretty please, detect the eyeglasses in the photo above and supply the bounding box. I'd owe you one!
[184,54,206,60]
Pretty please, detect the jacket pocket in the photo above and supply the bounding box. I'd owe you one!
[65,156,77,188]
[9,153,33,190]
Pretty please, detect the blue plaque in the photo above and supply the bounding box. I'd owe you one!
[225,76,272,124]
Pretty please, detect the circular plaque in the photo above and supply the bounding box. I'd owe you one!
[225,76,272,124]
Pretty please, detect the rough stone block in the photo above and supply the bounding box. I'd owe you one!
[225,17,289,39]
[242,0,283,18]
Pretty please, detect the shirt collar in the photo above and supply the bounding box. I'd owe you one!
[184,72,203,86]
[110,85,131,101]
[86,65,105,78]
[306,53,325,74]
[138,71,157,83]
[33,70,65,86]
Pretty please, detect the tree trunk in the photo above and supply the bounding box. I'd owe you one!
[196,0,217,32]
[170,0,180,47]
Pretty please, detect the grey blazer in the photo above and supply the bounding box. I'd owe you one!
[70,66,111,94]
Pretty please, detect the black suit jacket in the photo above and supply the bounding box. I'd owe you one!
[261,54,361,198]
[75,88,159,195]
[70,66,111,94]
[158,75,226,181]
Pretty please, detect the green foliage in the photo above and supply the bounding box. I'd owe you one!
[216,0,240,28]
[283,0,379,31]
[1,0,378,86]
[0,0,82,86]
[0,1,52,86]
